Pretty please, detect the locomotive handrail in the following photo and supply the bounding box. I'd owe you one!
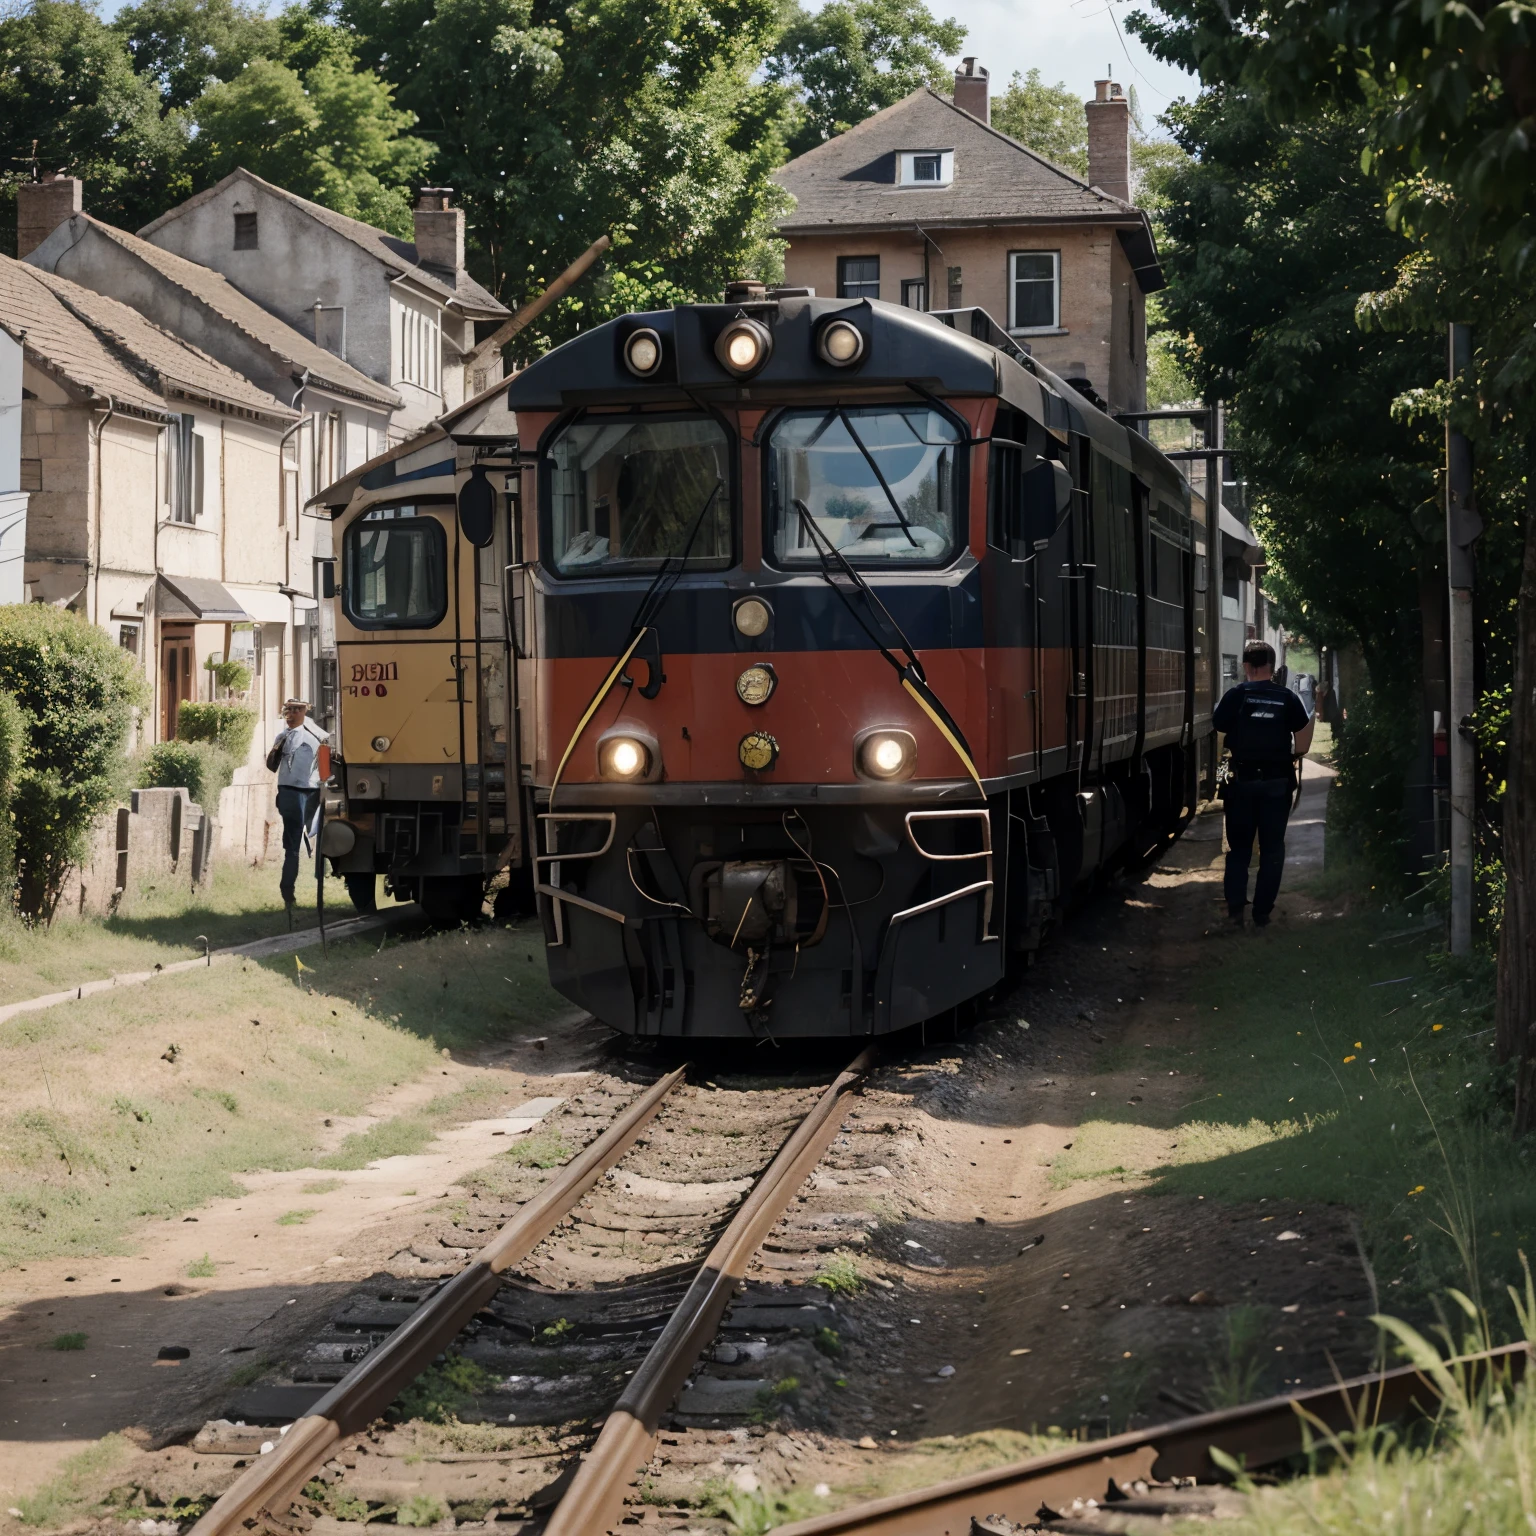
[536,812,621,945]
[901,809,995,935]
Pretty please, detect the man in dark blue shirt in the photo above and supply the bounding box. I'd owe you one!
[1212,640,1315,927]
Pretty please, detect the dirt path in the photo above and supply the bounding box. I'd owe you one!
[0,1018,608,1510]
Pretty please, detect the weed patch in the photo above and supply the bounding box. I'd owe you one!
[812,1254,864,1296]
[15,1434,129,1525]
[184,1252,215,1278]
[276,1208,316,1226]
[391,1352,496,1424]
[47,1331,87,1350]
[301,1178,343,1194]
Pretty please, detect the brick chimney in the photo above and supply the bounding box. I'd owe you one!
[1085,80,1131,202]
[17,174,82,259]
[953,58,989,125]
[413,187,463,271]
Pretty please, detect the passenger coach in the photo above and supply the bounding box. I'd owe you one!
[313,286,1218,1036]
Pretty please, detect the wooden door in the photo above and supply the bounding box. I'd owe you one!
[161,631,194,739]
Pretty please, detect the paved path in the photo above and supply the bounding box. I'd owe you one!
[0,907,416,1028]
[1287,753,1336,874]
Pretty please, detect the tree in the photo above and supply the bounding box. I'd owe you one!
[768,0,965,158]
[190,55,433,236]
[340,0,799,342]
[991,69,1086,174]
[112,0,279,112]
[1130,0,1536,1125]
[0,0,189,253]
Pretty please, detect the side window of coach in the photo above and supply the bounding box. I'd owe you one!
[990,439,1071,558]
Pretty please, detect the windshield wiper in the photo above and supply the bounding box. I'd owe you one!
[549,479,721,804]
[793,498,984,797]
[837,410,920,547]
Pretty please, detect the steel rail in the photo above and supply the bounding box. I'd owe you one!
[769,1341,1532,1535]
[544,1047,879,1536]
[188,1065,689,1536]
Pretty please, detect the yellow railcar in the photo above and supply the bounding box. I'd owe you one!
[309,393,530,925]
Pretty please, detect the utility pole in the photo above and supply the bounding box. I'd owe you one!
[1446,324,1482,955]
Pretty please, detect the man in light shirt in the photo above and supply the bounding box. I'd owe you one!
[270,698,328,909]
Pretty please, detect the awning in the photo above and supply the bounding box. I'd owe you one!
[226,584,294,626]
[156,575,251,623]
[1220,507,1265,568]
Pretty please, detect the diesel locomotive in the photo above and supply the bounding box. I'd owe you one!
[313,288,1217,1036]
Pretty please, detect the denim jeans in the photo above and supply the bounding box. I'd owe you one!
[276,786,318,901]
[1223,776,1294,919]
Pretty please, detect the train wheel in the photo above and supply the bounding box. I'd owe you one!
[343,873,378,914]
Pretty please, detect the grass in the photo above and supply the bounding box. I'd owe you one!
[14,1434,129,1525]
[275,1208,317,1226]
[391,1352,498,1424]
[503,1130,569,1168]
[0,860,369,1006]
[300,1177,343,1194]
[1049,853,1527,1329]
[185,1252,215,1277]
[47,1331,87,1350]
[0,919,569,1266]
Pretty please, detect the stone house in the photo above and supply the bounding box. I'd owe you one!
[137,172,510,442]
[774,62,1164,413]
[0,252,302,762]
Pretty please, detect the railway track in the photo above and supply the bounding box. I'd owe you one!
[188,1049,877,1536]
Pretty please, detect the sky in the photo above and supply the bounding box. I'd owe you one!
[928,0,1199,124]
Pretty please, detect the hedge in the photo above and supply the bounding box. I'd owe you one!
[138,740,235,809]
[177,701,257,763]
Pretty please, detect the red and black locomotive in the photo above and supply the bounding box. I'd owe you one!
[506,288,1215,1038]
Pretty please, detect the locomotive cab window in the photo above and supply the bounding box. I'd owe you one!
[545,415,731,575]
[766,405,962,567]
[343,503,449,629]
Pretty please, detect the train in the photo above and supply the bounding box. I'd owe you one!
[312,285,1220,1038]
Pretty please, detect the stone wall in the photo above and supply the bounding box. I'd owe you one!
[67,786,219,918]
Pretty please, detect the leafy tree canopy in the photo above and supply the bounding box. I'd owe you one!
[991,69,1086,175]
[190,54,433,235]
[112,0,279,112]
[338,0,799,338]
[767,0,964,158]
[0,0,188,249]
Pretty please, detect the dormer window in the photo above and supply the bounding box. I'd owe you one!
[897,150,954,187]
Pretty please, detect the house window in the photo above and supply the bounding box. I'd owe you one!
[1009,250,1060,332]
[837,256,880,302]
[900,279,927,312]
[896,150,955,186]
[118,623,140,656]
[233,212,258,250]
[396,299,443,393]
[168,414,204,523]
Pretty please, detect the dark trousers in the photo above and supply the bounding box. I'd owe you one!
[1223,776,1293,918]
[276,786,318,901]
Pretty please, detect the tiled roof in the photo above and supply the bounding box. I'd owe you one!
[76,216,401,409]
[139,169,510,318]
[776,89,1142,230]
[0,256,166,414]
[23,264,296,419]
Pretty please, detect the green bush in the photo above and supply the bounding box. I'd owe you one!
[0,606,147,921]
[177,701,256,763]
[138,741,234,808]
[0,689,27,902]
[1329,677,1419,894]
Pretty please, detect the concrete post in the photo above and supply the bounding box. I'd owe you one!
[1446,323,1481,955]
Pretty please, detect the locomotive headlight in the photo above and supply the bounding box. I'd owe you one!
[599,735,650,781]
[715,318,772,377]
[855,728,917,783]
[733,596,771,637]
[624,328,663,378]
[817,318,865,367]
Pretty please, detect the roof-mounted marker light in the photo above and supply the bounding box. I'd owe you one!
[624,328,663,378]
[817,318,866,367]
[715,317,772,377]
